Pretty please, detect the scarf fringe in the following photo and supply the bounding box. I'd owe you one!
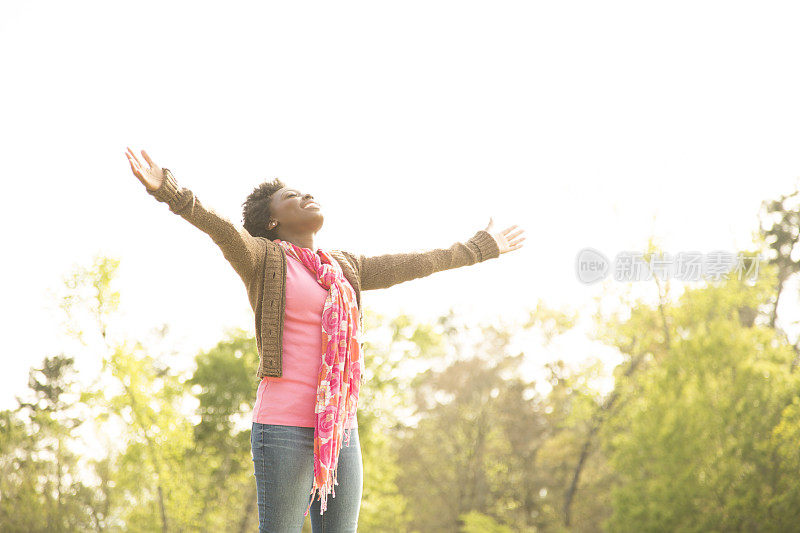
[302,425,355,517]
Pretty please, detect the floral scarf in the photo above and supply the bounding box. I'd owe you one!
[274,239,363,517]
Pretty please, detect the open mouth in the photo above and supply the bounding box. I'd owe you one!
[302,202,321,210]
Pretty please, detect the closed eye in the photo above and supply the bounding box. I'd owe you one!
[287,192,314,200]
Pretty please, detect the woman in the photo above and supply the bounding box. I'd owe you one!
[125,147,525,532]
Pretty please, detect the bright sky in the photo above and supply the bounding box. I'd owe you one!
[3,1,800,414]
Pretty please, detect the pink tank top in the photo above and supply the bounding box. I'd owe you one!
[251,252,357,429]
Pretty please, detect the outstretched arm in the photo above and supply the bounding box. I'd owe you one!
[344,220,524,291]
[125,147,264,285]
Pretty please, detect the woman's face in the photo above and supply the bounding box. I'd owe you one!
[269,186,324,234]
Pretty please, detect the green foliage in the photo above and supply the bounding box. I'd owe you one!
[395,313,550,531]
[604,265,800,532]
[459,510,514,533]
[0,354,100,531]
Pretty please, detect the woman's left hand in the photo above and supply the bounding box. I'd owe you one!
[485,217,525,254]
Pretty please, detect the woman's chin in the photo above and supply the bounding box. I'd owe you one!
[307,212,324,230]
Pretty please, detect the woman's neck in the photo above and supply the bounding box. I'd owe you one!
[277,230,316,251]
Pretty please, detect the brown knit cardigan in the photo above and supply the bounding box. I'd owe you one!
[147,168,501,379]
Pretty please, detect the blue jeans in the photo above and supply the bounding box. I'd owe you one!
[250,422,363,532]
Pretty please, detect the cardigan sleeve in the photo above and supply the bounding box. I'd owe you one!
[146,168,264,285]
[350,229,500,291]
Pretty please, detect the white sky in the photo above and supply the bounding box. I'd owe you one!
[3,1,800,413]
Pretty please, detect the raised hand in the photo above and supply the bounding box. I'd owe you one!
[485,216,525,254]
[125,146,163,192]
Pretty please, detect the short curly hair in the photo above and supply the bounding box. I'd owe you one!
[242,178,286,239]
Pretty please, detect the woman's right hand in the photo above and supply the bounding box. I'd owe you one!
[125,146,163,192]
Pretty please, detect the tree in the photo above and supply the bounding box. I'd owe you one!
[603,262,800,531]
[0,355,100,531]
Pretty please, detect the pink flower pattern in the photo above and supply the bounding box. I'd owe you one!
[274,239,363,517]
